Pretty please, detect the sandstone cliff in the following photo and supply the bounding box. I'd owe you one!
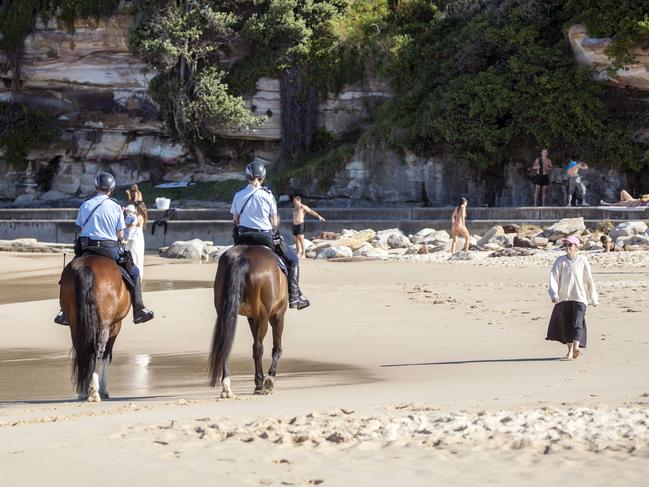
[0,14,388,203]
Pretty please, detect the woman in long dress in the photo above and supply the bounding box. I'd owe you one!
[125,202,147,278]
[546,235,598,360]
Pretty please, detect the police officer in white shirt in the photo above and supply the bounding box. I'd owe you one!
[54,173,154,325]
[231,162,309,309]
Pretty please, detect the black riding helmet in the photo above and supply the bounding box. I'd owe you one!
[95,172,116,193]
[245,161,266,181]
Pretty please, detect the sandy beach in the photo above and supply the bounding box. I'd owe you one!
[1,250,648,486]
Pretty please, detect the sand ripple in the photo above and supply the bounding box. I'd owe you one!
[132,404,649,456]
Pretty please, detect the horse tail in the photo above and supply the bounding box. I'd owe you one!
[209,255,249,387]
[71,264,102,394]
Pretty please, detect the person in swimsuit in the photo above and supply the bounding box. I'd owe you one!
[125,183,143,204]
[292,194,325,258]
[565,156,588,206]
[530,148,553,206]
[450,197,470,254]
[600,190,649,207]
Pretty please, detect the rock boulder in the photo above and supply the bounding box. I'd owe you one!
[609,221,648,240]
[543,217,586,241]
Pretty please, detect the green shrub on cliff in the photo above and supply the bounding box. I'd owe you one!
[130,2,261,140]
[358,0,648,170]
[0,102,60,169]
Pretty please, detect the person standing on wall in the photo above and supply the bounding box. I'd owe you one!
[292,194,325,258]
[530,148,553,206]
[565,155,588,206]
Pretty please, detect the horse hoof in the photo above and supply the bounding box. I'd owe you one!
[220,390,235,399]
[100,391,110,399]
[87,393,101,402]
[253,387,264,395]
[263,376,275,394]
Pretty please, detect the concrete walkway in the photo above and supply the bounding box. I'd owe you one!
[0,206,646,250]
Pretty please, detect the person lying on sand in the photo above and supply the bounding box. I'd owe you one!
[600,190,649,207]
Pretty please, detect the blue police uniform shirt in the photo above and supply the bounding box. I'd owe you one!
[76,194,125,241]
[230,185,277,231]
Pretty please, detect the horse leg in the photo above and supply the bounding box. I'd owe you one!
[265,313,285,393]
[248,317,268,394]
[220,362,235,399]
[87,327,109,402]
[99,335,117,399]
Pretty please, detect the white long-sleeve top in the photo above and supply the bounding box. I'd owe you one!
[548,254,598,305]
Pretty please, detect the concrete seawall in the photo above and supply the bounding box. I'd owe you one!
[1,207,646,250]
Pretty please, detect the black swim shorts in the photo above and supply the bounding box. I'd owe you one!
[292,223,305,236]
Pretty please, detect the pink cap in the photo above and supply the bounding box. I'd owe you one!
[561,236,581,247]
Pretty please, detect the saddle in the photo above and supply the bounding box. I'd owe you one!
[76,246,135,290]
[235,232,288,275]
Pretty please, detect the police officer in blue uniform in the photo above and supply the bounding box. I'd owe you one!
[54,173,154,325]
[231,162,310,310]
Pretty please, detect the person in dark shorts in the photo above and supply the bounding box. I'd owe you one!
[530,148,553,206]
[292,195,325,258]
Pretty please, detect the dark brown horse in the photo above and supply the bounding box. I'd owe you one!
[59,254,130,401]
[209,245,288,397]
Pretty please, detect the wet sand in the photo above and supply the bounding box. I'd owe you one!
[1,251,649,486]
[0,349,370,402]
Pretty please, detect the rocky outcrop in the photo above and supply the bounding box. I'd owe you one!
[569,24,649,91]
[0,13,394,203]
[290,143,628,207]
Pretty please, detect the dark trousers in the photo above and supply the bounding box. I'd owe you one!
[96,247,141,280]
[237,227,299,268]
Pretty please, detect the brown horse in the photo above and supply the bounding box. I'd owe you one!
[209,245,288,398]
[59,254,130,401]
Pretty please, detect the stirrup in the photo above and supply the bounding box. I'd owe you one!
[289,296,310,310]
[54,311,69,326]
[133,308,154,324]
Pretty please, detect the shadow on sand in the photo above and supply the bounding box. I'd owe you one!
[381,357,561,368]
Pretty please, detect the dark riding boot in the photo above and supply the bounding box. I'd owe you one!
[131,278,154,324]
[54,310,69,326]
[288,265,310,310]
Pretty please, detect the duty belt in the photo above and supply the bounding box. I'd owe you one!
[86,238,117,248]
[238,226,269,233]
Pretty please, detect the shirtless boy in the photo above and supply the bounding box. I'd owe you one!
[292,195,325,258]
[565,157,588,206]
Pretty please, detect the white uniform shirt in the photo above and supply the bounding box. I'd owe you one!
[548,254,598,305]
[230,185,277,231]
[76,194,125,241]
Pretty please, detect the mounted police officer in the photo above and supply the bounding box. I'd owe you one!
[231,162,310,310]
[54,172,155,325]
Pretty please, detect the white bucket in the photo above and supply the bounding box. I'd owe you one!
[155,197,171,210]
